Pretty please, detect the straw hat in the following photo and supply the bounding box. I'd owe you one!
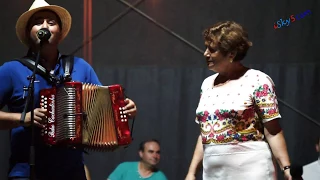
[15,0,72,46]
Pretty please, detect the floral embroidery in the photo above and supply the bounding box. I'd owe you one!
[198,108,260,144]
[214,109,237,120]
[196,71,281,145]
[196,110,209,122]
[253,83,280,120]
[253,84,269,98]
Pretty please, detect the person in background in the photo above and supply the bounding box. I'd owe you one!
[302,137,320,180]
[108,139,167,180]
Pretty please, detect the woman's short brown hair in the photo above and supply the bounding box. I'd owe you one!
[203,21,252,61]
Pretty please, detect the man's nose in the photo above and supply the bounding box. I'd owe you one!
[153,154,160,159]
[41,21,49,28]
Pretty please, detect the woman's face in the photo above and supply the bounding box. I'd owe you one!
[203,41,232,73]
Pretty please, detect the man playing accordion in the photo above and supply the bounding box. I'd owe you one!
[0,0,137,179]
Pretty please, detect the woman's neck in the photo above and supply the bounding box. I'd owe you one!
[219,62,248,80]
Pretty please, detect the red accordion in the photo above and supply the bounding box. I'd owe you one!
[39,82,132,151]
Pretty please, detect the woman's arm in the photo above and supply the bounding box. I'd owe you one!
[185,135,203,179]
[84,164,91,180]
[264,119,291,179]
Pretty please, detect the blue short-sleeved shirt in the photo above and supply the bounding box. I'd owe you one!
[108,162,167,180]
[0,54,101,179]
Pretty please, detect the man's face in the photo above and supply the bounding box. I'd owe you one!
[27,10,61,46]
[139,142,161,167]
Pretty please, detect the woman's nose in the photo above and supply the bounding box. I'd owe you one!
[204,48,210,57]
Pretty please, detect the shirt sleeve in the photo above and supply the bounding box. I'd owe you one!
[87,66,102,85]
[252,75,281,123]
[158,171,168,180]
[0,63,13,109]
[195,80,205,124]
[108,163,124,180]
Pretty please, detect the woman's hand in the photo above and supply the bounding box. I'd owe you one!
[284,169,292,180]
[185,173,196,180]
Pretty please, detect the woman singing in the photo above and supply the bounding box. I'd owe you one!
[185,21,292,180]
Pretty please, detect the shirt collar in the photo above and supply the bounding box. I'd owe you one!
[26,49,62,62]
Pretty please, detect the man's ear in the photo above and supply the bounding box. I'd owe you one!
[139,150,143,158]
[316,144,319,152]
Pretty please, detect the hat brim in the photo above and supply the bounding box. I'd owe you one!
[15,5,72,46]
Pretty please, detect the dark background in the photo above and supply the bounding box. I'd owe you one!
[0,0,319,179]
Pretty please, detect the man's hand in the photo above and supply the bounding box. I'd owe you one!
[123,98,137,118]
[23,108,47,128]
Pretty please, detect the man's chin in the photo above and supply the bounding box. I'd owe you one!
[147,161,158,167]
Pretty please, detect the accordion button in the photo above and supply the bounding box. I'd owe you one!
[120,111,122,114]
[124,115,126,118]
[41,95,44,98]
[120,115,123,118]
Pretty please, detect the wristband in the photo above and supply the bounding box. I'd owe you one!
[282,165,290,172]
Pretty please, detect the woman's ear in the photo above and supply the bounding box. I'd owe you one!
[228,50,237,60]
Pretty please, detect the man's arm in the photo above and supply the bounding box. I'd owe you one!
[86,64,102,85]
[0,111,23,129]
[0,63,20,129]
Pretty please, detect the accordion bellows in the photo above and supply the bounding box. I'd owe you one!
[40,82,132,151]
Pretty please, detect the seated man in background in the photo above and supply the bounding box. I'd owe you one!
[302,137,320,180]
[108,139,167,180]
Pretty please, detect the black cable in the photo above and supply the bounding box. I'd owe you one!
[117,1,320,128]
[117,0,204,54]
[277,98,320,127]
[71,0,319,128]
[70,0,146,55]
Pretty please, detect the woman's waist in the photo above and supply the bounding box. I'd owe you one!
[203,140,271,156]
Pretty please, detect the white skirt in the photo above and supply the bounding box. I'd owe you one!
[202,141,277,180]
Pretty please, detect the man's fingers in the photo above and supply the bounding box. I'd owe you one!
[34,121,45,128]
[38,108,47,113]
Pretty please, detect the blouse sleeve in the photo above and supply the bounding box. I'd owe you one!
[195,77,209,124]
[252,75,281,123]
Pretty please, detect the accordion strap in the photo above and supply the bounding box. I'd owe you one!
[14,58,57,85]
[13,55,74,85]
[60,55,74,82]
